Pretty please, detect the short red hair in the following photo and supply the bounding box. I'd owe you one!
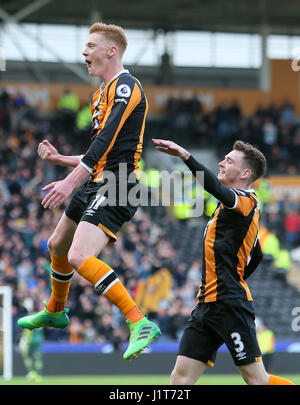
[89,22,128,55]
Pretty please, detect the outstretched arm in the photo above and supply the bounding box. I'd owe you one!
[152,138,191,161]
[38,140,83,168]
[152,138,236,208]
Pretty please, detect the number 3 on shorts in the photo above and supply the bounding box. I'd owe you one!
[231,332,245,353]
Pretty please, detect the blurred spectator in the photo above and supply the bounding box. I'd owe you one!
[266,210,285,239]
[97,314,117,343]
[69,316,84,343]
[281,100,296,126]
[274,242,292,282]
[260,227,280,262]
[57,88,80,133]
[82,319,99,342]
[75,104,92,149]
[18,297,44,382]
[256,318,276,374]
[156,300,175,340]
[13,92,27,110]
[284,208,300,249]
[186,260,202,286]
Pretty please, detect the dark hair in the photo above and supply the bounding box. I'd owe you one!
[233,140,266,183]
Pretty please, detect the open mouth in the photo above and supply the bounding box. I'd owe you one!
[85,60,92,68]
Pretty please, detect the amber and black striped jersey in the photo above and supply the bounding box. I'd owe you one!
[80,69,148,183]
[185,155,262,303]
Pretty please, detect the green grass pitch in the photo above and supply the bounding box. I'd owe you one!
[1,374,300,385]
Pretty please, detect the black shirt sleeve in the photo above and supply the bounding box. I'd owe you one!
[184,155,236,208]
[244,240,263,280]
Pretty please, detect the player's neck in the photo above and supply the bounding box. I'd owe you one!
[223,180,252,191]
[102,61,125,85]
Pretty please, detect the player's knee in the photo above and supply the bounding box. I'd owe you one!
[243,375,269,385]
[67,249,79,270]
[47,234,68,257]
[47,234,59,255]
[170,366,190,385]
[67,248,87,270]
[240,367,270,385]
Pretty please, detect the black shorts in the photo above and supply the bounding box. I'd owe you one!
[65,182,137,241]
[178,299,262,367]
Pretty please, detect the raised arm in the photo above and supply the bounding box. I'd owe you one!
[152,138,236,208]
[38,140,83,168]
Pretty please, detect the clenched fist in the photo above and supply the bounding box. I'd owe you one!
[38,140,61,164]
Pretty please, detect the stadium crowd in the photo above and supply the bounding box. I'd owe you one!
[165,95,300,174]
[0,87,300,351]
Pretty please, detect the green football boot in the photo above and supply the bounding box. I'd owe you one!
[17,302,70,330]
[123,316,161,361]
[26,370,43,383]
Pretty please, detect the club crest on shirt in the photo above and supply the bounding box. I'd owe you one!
[116,84,131,98]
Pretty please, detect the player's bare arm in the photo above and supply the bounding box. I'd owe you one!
[38,139,83,168]
[41,164,90,210]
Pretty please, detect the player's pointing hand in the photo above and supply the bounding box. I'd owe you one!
[152,138,190,161]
